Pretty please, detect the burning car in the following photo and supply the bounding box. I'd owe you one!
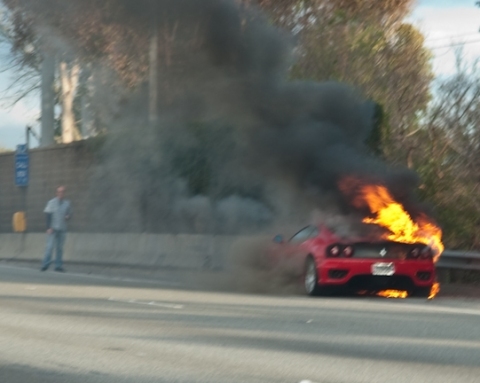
[268,178,443,298]
[271,224,436,297]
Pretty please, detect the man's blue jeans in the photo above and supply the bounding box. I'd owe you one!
[42,230,67,269]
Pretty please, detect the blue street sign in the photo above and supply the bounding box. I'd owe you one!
[15,145,29,187]
[16,144,28,155]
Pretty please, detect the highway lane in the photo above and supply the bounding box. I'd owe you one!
[1,265,480,383]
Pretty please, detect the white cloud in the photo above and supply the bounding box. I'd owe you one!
[411,5,480,75]
[0,99,39,149]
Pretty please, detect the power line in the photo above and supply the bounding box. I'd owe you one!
[429,39,480,50]
[426,32,480,43]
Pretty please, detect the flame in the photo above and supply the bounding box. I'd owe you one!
[377,286,440,299]
[339,177,444,261]
[428,282,440,299]
[377,290,408,298]
[339,177,444,300]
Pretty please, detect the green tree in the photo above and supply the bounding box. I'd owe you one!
[290,0,433,162]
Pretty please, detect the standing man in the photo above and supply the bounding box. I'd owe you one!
[41,186,72,272]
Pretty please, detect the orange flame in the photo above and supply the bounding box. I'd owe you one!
[377,290,408,299]
[339,178,444,261]
[377,284,440,299]
[428,282,440,299]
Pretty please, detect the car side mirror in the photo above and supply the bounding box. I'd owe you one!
[273,234,284,244]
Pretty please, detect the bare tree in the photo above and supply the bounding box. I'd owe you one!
[0,3,99,145]
[412,50,480,249]
[0,7,40,107]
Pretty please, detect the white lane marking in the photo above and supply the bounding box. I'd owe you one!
[98,276,181,287]
[56,270,182,287]
[108,297,184,309]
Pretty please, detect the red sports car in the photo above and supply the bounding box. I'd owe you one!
[270,224,436,297]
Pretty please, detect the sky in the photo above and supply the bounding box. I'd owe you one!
[0,0,480,150]
[411,0,480,75]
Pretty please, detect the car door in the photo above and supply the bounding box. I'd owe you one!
[288,225,319,259]
[269,226,318,265]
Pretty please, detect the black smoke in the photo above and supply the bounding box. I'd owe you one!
[202,1,422,217]
[21,0,426,232]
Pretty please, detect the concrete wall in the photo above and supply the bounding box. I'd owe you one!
[0,142,94,233]
[0,233,239,270]
[0,233,455,285]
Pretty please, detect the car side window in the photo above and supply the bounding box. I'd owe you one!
[310,226,320,238]
[290,226,314,244]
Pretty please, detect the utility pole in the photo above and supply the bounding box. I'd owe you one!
[149,0,158,126]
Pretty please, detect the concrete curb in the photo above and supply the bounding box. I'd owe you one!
[0,233,242,270]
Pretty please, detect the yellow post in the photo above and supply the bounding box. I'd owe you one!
[13,211,27,232]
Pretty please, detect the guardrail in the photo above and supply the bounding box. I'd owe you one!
[437,250,480,271]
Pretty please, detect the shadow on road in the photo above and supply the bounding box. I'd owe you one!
[0,364,179,383]
[0,364,108,383]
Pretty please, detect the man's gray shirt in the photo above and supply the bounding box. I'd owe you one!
[44,197,72,231]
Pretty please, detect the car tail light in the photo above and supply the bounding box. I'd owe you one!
[327,244,341,257]
[342,246,354,258]
[410,247,420,259]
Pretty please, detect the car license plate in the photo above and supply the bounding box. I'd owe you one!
[372,262,395,276]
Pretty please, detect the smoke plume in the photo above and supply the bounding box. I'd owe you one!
[16,0,427,234]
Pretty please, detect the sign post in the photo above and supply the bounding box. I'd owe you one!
[15,144,29,187]
[14,144,29,238]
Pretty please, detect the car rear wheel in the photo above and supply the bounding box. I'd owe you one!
[304,257,322,296]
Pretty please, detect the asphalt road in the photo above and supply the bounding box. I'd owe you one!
[1,265,480,383]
